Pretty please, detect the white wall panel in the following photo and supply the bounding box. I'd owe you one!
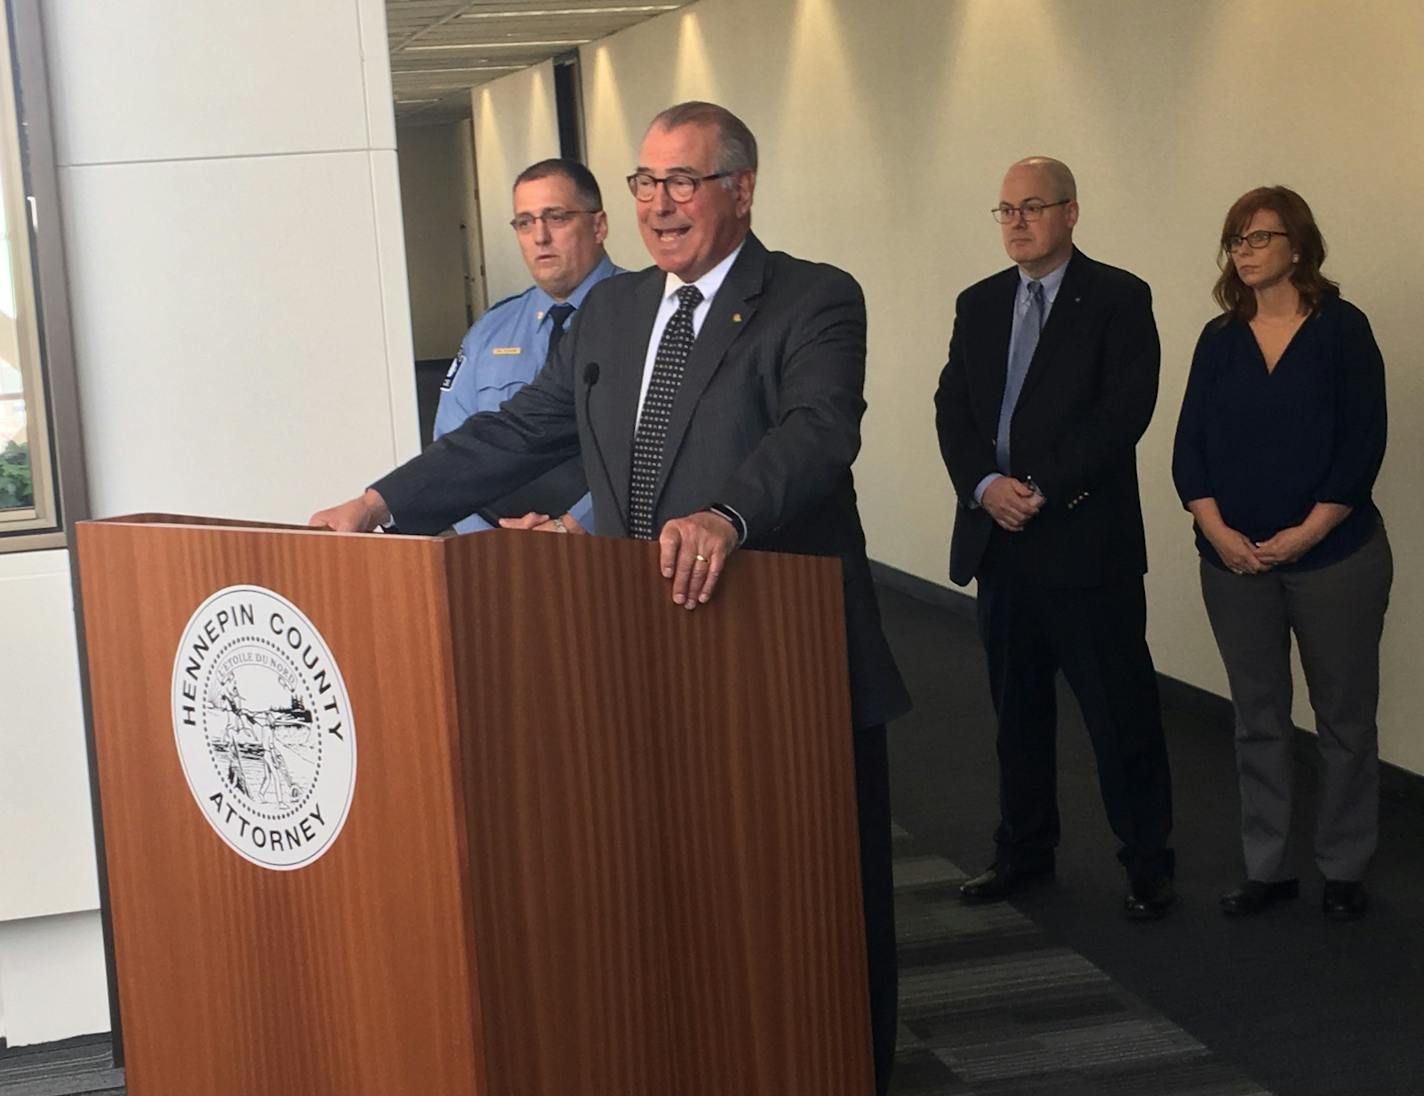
[43,0,369,166]
[0,913,109,1046]
[357,0,397,153]
[369,148,422,462]
[0,553,97,922]
[6,0,414,1050]
[59,152,409,523]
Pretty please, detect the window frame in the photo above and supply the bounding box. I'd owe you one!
[0,0,87,552]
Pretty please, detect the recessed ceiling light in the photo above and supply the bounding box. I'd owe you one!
[406,39,591,51]
[459,5,682,16]
[394,65,526,75]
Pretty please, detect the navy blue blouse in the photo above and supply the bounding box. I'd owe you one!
[1171,295,1387,572]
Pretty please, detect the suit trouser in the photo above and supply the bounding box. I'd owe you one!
[975,550,1174,880]
[1199,523,1392,883]
[853,723,897,1096]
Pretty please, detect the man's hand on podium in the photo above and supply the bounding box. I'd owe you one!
[497,511,589,534]
[660,511,739,611]
[309,488,391,532]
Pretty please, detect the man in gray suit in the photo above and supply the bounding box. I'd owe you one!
[312,101,908,1094]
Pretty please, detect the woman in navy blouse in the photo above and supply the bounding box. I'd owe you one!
[1172,186,1390,921]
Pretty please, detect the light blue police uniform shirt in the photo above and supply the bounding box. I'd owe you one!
[973,257,1070,505]
[434,254,623,533]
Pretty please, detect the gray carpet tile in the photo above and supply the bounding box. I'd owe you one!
[889,833,1274,1096]
[0,1039,123,1096]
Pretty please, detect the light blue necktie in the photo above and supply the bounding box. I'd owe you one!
[995,279,1044,474]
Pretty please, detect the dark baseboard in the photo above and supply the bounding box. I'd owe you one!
[869,559,975,620]
[870,558,1424,814]
[1156,671,1234,727]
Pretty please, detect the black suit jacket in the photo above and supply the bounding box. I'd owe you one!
[934,249,1160,589]
[376,233,910,729]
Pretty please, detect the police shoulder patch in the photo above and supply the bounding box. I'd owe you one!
[440,349,465,390]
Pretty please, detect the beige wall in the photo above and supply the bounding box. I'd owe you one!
[473,0,1424,772]
[471,61,561,302]
[397,122,474,361]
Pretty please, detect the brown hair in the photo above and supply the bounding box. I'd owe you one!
[513,158,602,212]
[1212,186,1338,321]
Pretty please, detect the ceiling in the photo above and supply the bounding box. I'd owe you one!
[387,0,698,126]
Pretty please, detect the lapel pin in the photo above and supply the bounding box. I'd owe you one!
[731,312,742,323]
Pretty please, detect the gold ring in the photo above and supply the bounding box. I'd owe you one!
[695,553,708,563]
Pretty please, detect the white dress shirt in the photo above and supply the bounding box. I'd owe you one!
[634,241,746,428]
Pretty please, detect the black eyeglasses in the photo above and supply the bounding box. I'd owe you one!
[509,209,596,234]
[1224,229,1289,253]
[991,199,1071,224]
[626,171,731,203]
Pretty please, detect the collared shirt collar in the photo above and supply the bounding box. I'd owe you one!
[660,240,745,306]
[530,253,617,320]
[1018,254,1071,308]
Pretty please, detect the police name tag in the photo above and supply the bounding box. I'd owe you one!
[492,347,522,355]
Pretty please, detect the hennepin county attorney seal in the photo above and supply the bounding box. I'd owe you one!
[170,585,356,870]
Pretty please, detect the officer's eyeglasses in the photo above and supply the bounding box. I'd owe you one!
[510,209,596,234]
[991,199,1071,223]
[626,171,732,203]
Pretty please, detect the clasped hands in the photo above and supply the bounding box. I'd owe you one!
[1209,524,1318,575]
[309,491,738,611]
[981,476,1044,532]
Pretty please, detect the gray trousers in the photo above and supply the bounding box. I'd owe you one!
[1199,523,1392,882]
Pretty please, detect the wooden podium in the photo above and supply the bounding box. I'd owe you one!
[74,515,872,1095]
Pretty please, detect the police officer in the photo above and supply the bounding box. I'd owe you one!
[436,158,624,533]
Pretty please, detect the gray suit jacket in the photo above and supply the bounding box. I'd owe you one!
[376,233,909,729]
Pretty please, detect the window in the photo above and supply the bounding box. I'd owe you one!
[1,0,85,551]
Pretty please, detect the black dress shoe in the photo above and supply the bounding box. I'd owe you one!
[959,862,1053,903]
[1220,878,1299,916]
[1322,880,1368,921]
[1124,876,1175,920]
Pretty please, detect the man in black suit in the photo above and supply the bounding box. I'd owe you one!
[934,157,1175,919]
[313,101,908,1093]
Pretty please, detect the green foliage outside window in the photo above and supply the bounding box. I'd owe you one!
[0,439,32,509]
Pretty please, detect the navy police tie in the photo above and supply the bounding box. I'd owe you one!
[545,302,575,366]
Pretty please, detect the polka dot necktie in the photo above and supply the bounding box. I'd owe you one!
[628,284,703,539]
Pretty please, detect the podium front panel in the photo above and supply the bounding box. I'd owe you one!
[77,519,486,1096]
[445,531,871,1095]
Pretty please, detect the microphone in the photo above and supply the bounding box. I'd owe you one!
[582,362,630,535]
